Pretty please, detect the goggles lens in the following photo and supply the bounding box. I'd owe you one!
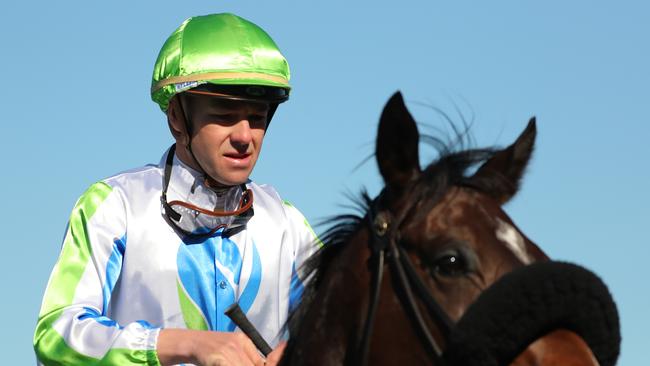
[166,188,253,236]
[161,144,254,239]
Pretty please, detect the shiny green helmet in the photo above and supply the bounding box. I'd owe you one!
[151,13,291,113]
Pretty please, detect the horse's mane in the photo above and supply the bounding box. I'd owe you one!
[284,121,502,356]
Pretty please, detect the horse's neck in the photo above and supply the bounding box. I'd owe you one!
[285,236,370,365]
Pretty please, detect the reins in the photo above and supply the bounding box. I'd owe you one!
[357,192,454,365]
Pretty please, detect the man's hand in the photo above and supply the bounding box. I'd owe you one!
[265,342,287,366]
[158,328,269,366]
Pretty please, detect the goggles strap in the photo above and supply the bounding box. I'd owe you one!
[162,143,253,234]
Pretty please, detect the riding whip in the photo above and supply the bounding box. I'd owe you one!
[225,303,273,356]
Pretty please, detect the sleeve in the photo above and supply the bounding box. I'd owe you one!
[281,200,323,312]
[33,182,161,365]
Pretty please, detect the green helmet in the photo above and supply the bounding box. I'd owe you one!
[151,13,291,112]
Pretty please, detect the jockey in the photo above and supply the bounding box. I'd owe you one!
[34,13,319,366]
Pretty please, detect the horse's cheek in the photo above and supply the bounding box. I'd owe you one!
[510,329,600,366]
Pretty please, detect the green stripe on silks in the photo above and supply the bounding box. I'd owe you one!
[283,200,324,248]
[177,278,209,331]
[34,332,160,366]
[32,182,158,364]
[303,217,324,248]
[39,182,112,316]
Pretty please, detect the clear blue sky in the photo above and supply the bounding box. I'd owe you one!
[2,1,647,364]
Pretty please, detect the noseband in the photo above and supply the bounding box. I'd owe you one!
[357,195,455,365]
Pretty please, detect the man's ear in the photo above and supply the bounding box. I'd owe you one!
[166,96,189,144]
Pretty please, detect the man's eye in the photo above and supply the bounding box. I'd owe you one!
[248,114,268,126]
[214,114,235,120]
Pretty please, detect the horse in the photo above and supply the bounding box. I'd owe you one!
[279,92,619,366]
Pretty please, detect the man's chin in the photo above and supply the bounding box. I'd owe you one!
[205,170,252,188]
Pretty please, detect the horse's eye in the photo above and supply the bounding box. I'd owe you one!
[432,254,466,277]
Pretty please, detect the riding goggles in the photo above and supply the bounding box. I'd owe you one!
[161,144,254,238]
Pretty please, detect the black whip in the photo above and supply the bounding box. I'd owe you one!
[224,303,273,356]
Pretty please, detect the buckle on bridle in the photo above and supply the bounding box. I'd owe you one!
[373,211,391,237]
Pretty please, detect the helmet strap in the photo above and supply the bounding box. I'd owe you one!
[176,95,213,180]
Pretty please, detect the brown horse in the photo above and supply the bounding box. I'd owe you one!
[280,92,619,366]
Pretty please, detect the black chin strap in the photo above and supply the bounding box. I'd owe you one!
[161,144,181,222]
[176,95,213,178]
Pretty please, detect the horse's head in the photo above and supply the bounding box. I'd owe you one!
[374,92,547,322]
[281,92,617,366]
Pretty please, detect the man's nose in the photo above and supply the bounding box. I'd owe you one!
[230,119,253,150]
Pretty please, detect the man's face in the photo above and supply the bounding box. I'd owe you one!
[181,94,270,186]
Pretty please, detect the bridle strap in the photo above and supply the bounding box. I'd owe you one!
[357,207,391,366]
[388,243,444,358]
[398,245,454,339]
[357,249,384,366]
[357,195,452,365]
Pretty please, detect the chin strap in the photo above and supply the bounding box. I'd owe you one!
[176,94,215,180]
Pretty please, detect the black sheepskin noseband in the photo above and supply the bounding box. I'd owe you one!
[443,261,620,366]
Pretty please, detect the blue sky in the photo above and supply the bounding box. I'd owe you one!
[1,1,647,364]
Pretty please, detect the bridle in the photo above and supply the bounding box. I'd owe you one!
[357,192,455,365]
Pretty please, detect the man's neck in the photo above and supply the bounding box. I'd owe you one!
[175,144,203,173]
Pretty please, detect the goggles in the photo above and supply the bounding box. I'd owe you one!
[185,83,289,104]
[161,144,254,239]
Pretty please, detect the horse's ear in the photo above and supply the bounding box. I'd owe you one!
[469,118,536,204]
[376,92,421,194]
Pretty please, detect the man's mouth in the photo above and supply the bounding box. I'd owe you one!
[224,152,250,158]
[224,152,252,164]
